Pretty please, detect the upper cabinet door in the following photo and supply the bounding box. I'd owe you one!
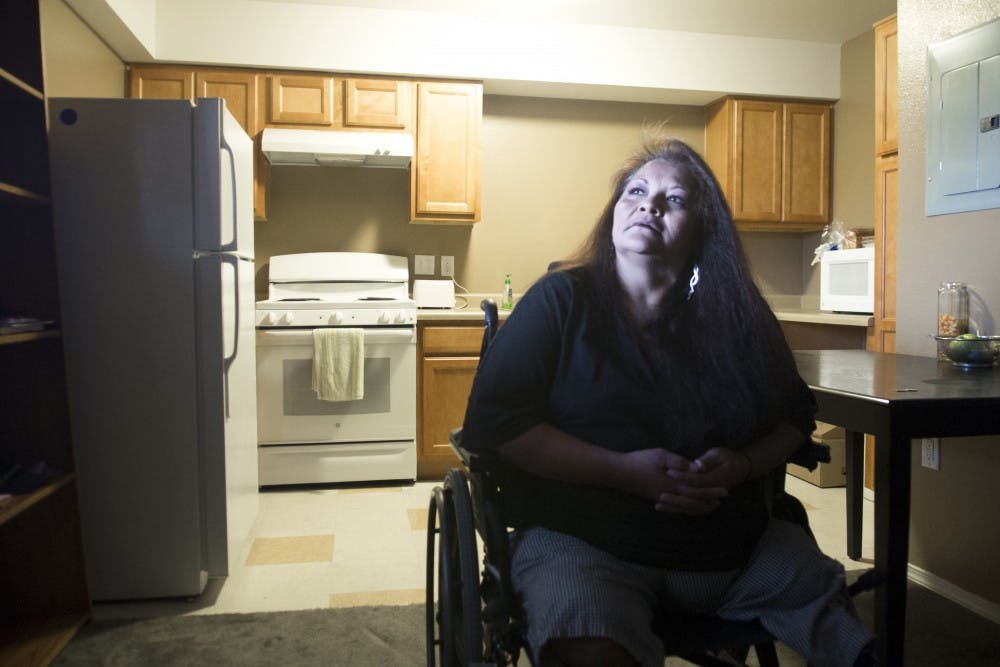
[874,15,898,156]
[782,103,830,224]
[705,96,829,232]
[267,75,334,126]
[412,81,482,224]
[732,99,783,224]
[344,78,411,129]
[196,70,258,136]
[128,66,194,101]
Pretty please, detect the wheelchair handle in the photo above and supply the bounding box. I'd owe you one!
[480,298,499,357]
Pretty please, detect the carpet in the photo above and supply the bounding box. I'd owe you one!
[53,604,426,666]
[54,578,1000,666]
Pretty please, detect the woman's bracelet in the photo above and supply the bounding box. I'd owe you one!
[737,450,753,483]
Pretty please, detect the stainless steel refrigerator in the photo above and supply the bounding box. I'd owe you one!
[47,98,259,600]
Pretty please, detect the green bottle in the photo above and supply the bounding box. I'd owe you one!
[502,274,513,309]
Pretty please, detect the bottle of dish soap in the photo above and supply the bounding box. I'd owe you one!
[502,274,513,309]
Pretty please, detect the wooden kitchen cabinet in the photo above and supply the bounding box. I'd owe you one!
[874,15,898,157]
[127,64,194,101]
[343,77,412,130]
[870,153,897,354]
[196,70,258,135]
[704,97,831,231]
[196,70,269,220]
[0,1,90,663]
[866,14,898,492]
[417,323,484,479]
[411,81,482,224]
[870,14,898,356]
[128,65,270,220]
[129,65,484,225]
[780,321,868,351]
[266,74,335,126]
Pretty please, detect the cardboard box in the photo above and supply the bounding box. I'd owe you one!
[788,421,846,488]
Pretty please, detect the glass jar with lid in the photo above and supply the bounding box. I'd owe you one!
[937,282,969,336]
[937,281,969,358]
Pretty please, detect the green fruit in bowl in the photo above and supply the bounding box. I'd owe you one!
[947,333,986,363]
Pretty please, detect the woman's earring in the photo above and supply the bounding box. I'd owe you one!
[687,264,700,300]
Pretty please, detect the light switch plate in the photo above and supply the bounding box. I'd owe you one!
[414,254,435,276]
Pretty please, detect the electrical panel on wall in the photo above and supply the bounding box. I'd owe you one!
[926,17,1000,216]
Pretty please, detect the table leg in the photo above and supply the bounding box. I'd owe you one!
[873,431,912,667]
[845,429,864,560]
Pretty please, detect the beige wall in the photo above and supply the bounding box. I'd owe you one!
[257,96,708,298]
[257,96,820,304]
[39,0,124,97]
[896,0,1000,606]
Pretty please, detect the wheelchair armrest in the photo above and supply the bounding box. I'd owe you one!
[448,427,499,473]
[787,440,831,472]
[448,427,471,465]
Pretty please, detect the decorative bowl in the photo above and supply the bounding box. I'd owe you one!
[934,335,1000,368]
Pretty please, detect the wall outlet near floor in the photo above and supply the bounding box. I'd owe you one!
[414,254,435,276]
[440,255,454,277]
[921,438,941,470]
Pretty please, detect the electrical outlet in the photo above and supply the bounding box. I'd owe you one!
[441,256,454,277]
[414,254,435,276]
[921,438,941,470]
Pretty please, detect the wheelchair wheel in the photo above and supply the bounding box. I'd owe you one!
[426,469,483,666]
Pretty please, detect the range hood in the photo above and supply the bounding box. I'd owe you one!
[261,128,414,168]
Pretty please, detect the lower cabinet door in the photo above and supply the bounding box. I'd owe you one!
[420,356,477,460]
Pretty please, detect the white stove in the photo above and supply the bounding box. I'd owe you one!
[256,251,416,328]
[255,252,417,486]
[256,300,416,328]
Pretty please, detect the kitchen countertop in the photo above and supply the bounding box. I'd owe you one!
[771,309,872,327]
[417,307,511,322]
[416,293,512,322]
[416,300,870,328]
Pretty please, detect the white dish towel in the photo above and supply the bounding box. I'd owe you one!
[311,328,365,402]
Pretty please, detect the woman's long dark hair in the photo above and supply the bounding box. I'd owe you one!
[566,137,800,445]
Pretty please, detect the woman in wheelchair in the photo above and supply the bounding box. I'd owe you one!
[459,137,874,667]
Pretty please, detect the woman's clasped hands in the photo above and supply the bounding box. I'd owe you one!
[615,447,752,515]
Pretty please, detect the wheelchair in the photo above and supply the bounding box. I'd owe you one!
[425,299,865,667]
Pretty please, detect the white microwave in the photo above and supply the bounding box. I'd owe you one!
[820,247,875,314]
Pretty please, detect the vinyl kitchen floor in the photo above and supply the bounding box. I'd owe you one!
[90,475,874,621]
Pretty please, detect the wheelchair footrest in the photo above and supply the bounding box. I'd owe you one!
[847,568,885,597]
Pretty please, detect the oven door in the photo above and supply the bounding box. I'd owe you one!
[255,327,416,444]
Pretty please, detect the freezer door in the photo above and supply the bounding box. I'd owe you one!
[193,98,254,257]
[196,254,260,576]
[48,97,211,600]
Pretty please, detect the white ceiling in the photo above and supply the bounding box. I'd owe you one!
[262,0,898,44]
[69,0,898,104]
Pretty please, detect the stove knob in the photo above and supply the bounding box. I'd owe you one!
[329,311,343,325]
[377,311,390,324]
[280,312,295,325]
[393,310,408,324]
[259,311,275,326]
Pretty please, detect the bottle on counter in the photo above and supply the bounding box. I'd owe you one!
[502,273,513,309]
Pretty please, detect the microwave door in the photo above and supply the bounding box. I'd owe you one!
[820,248,874,314]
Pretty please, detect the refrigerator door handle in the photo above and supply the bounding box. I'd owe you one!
[221,254,240,419]
[220,136,239,253]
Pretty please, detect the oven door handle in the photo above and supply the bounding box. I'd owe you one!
[255,328,416,346]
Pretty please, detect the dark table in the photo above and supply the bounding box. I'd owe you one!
[793,349,1000,667]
